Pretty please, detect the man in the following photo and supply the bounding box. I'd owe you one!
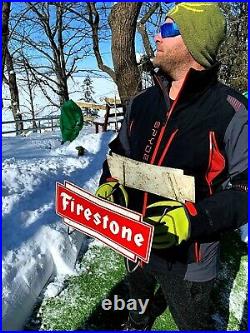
[96,3,248,330]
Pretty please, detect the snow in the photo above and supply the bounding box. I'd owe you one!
[2,123,248,330]
[2,126,116,330]
[239,224,248,243]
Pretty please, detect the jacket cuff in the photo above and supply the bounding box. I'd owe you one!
[186,203,213,240]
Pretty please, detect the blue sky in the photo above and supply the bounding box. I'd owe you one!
[74,2,175,74]
[8,2,175,77]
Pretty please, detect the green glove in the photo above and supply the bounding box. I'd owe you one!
[95,180,128,207]
[144,200,191,249]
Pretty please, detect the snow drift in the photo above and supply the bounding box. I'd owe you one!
[2,127,114,330]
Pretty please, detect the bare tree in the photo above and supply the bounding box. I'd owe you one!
[78,2,164,104]
[17,54,38,129]
[137,2,160,59]
[108,3,143,104]
[84,3,115,81]
[2,2,11,74]
[4,49,23,133]
[81,2,142,104]
[5,1,246,130]
[60,2,163,103]
[12,2,91,106]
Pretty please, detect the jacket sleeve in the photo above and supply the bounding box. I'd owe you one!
[99,100,133,185]
[190,103,248,239]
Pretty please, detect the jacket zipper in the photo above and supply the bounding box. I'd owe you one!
[150,74,185,165]
[142,75,187,216]
[205,131,214,195]
[141,128,178,216]
[142,75,202,264]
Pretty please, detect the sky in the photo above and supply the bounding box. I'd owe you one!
[3,2,174,122]
[8,2,175,75]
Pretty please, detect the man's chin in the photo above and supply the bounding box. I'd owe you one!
[151,57,161,68]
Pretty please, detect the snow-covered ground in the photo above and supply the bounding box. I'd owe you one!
[2,126,115,330]
[2,124,247,330]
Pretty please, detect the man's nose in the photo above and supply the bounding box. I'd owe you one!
[154,33,162,43]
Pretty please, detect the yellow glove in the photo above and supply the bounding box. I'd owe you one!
[95,180,128,207]
[144,200,191,249]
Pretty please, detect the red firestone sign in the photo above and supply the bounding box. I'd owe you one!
[56,181,153,263]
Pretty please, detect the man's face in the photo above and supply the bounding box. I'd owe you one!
[152,18,191,75]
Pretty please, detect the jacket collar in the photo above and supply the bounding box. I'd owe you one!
[154,62,220,101]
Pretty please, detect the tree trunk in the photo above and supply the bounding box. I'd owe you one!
[24,63,37,131]
[57,73,69,105]
[2,2,11,75]
[6,49,22,134]
[109,3,142,105]
[57,3,69,105]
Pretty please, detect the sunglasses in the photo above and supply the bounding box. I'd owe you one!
[160,22,181,38]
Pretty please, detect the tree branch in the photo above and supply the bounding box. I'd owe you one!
[137,3,160,58]
[87,2,116,81]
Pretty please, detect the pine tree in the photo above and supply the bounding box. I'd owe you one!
[81,75,97,116]
[82,75,95,103]
[218,2,247,93]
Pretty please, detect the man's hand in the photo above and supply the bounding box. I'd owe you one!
[144,200,191,249]
[95,179,128,207]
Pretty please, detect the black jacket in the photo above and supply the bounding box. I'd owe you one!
[100,65,248,280]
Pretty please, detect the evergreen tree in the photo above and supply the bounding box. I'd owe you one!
[218,2,247,93]
[82,75,96,103]
[81,75,97,116]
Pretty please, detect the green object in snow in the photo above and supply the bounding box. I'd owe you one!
[60,100,83,142]
[243,91,248,99]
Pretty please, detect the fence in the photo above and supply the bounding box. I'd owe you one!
[2,99,122,136]
[2,115,60,135]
